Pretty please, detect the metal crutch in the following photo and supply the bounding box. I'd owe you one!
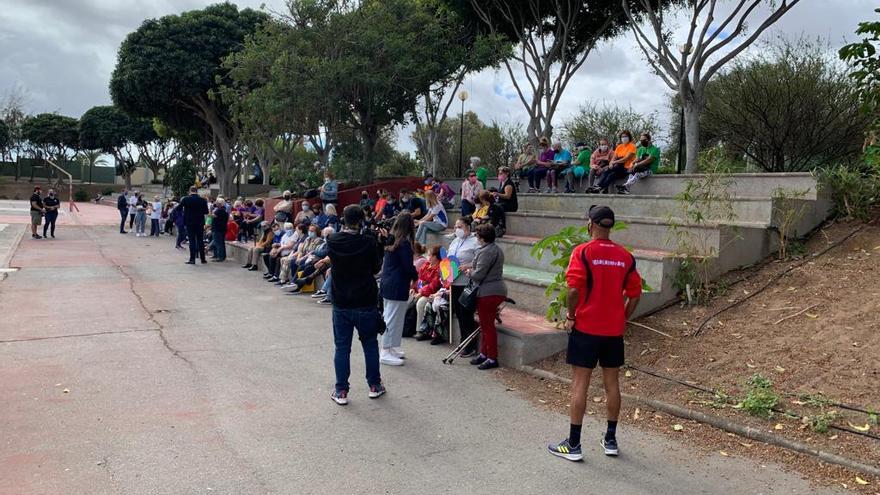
[442,298,515,364]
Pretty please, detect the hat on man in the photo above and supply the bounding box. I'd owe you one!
[588,205,615,228]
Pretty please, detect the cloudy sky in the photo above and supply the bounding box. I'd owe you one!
[0,0,876,153]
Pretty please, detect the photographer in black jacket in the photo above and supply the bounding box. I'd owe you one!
[327,205,385,405]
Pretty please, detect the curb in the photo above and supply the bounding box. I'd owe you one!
[517,365,880,479]
[0,224,26,283]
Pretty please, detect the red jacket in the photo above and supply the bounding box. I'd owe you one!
[225,221,239,241]
[415,262,441,297]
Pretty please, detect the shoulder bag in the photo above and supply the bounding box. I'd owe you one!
[458,247,499,312]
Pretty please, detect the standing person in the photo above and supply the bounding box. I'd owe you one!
[414,191,448,245]
[180,186,209,264]
[319,170,339,206]
[471,157,488,189]
[172,202,187,250]
[149,196,162,237]
[42,189,61,239]
[210,199,229,262]
[593,130,636,194]
[617,132,660,195]
[29,186,45,239]
[460,170,483,217]
[379,212,418,366]
[448,216,480,356]
[466,224,507,370]
[326,205,385,405]
[134,196,147,237]
[117,189,129,234]
[127,190,138,229]
[548,206,642,462]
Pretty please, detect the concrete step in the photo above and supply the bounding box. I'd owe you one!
[504,211,774,270]
[625,172,823,200]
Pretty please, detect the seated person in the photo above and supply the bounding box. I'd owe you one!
[381,194,401,220]
[263,222,298,282]
[411,245,442,341]
[277,224,324,286]
[359,190,375,210]
[587,138,615,191]
[285,226,336,293]
[294,201,315,225]
[312,203,339,231]
[514,143,537,187]
[546,141,571,193]
[241,199,264,241]
[242,221,276,271]
[414,190,448,246]
[618,132,660,195]
[591,130,636,194]
[373,190,388,219]
[527,137,554,193]
[399,189,426,220]
[434,178,456,210]
[413,242,427,271]
[495,166,518,213]
[563,142,591,193]
[473,190,506,237]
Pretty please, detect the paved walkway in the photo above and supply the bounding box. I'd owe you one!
[0,206,839,494]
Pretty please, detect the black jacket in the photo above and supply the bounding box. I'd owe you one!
[180,193,209,227]
[117,194,127,211]
[327,230,382,309]
[380,239,418,301]
[213,206,229,232]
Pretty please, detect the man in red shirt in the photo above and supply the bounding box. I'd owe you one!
[548,205,642,462]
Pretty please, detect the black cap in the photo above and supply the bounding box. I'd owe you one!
[588,205,615,228]
[575,141,586,148]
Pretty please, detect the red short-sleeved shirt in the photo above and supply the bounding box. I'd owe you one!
[566,239,642,337]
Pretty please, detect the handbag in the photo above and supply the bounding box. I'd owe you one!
[458,248,499,312]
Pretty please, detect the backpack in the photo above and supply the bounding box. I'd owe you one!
[402,304,418,338]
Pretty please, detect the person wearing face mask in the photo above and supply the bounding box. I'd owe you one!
[414,191,448,245]
[495,166,518,213]
[465,223,507,370]
[359,190,374,210]
[274,190,294,223]
[514,143,537,187]
[209,199,229,262]
[382,194,401,220]
[294,201,315,225]
[313,203,339,232]
[277,224,323,286]
[460,171,483,217]
[180,186,209,264]
[378,212,418,366]
[447,216,480,356]
[587,138,615,193]
[617,132,660,195]
[563,142,592,194]
[42,189,60,238]
[592,130,637,194]
[243,221,275,271]
[263,222,298,282]
[319,170,338,206]
[373,190,388,219]
[400,189,426,220]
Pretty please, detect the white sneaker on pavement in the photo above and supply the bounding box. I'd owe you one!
[380,349,404,366]
[391,347,406,359]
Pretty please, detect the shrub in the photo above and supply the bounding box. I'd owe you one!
[73,189,90,202]
[738,374,779,420]
[101,188,115,196]
[817,154,880,221]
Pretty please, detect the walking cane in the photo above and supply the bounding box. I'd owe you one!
[442,298,515,364]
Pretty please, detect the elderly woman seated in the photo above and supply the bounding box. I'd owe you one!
[283,226,335,293]
[276,224,324,286]
[241,221,276,271]
[313,203,339,231]
[263,222,299,283]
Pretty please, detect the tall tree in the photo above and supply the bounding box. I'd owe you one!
[1,88,30,181]
[701,40,868,172]
[562,102,659,150]
[840,7,880,141]
[79,106,155,188]
[0,120,9,157]
[623,0,800,173]
[459,0,650,143]
[110,3,267,195]
[21,113,79,182]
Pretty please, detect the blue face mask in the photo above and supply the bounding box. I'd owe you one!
[308,231,317,239]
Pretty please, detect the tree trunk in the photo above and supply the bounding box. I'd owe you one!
[360,129,378,184]
[682,91,705,174]
[124,172,132,189]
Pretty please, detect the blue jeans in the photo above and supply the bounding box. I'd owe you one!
[322,275,332,301]
[332,306,381,393]
[213,230,227,260]
[175,224,187,248]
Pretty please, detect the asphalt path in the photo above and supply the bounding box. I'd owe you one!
[0,203,838,494]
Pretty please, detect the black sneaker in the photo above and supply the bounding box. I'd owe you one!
[602,437,619,456]
[430,335,445,345]
[470,355,487,366]
[415,332,431,342]
[241,264,252,269]
[477,359,499,370]
[248,266,258,271]
[616,185,630,195]
[548,439,583,462]
[32,234,42,239]
[331,389,348,405]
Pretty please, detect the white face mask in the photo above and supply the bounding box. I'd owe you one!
[454,228,465,239]
[621,136,630,144]
[600,145,609,152]
[302,205,310,211]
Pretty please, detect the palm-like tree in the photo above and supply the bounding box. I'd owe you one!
[77,150,108,184]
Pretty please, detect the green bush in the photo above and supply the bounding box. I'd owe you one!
[738,374,780,420]
[817,152,880,221]
[73,189,90,202]
[101,188,115,196]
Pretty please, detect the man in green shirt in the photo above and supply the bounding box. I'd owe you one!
[618,132,660,195]
[564,142,592,193]
[471,156,488,189]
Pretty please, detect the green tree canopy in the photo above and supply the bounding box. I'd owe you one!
[110,3,267,194]
[21,113,79,164]
[701,40,868,172]
[80,105,158,186]
[840,7,880,137]
[0,119,9,152]
[561,103,658,151]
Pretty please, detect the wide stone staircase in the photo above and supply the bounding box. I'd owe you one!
[429,173,831,367]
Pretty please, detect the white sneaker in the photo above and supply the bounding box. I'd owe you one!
[380,350,404,366]
[391,347,406,359]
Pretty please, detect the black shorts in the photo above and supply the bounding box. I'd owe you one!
[566,331,624,369]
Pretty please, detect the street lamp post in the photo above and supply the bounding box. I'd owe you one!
[457,90,469,177]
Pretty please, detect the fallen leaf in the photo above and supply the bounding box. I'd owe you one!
[719,451,729,457]
[633,408,641,420]
[538,399,547,404]
[668,354,680,358]
[592,396,603,403]
[805,313,819,319]
[672,424,684,431]
[848,422,871,432]
[62,388,70,394]
[505,387,516,391]
[774,423,784,430]
[774,366,786,373]
[746,363,756,369]
[787,287,796,291]
[624,370,633,378]
[855,476,869,485]
[739,442,753,448]
[829,435,838,440]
